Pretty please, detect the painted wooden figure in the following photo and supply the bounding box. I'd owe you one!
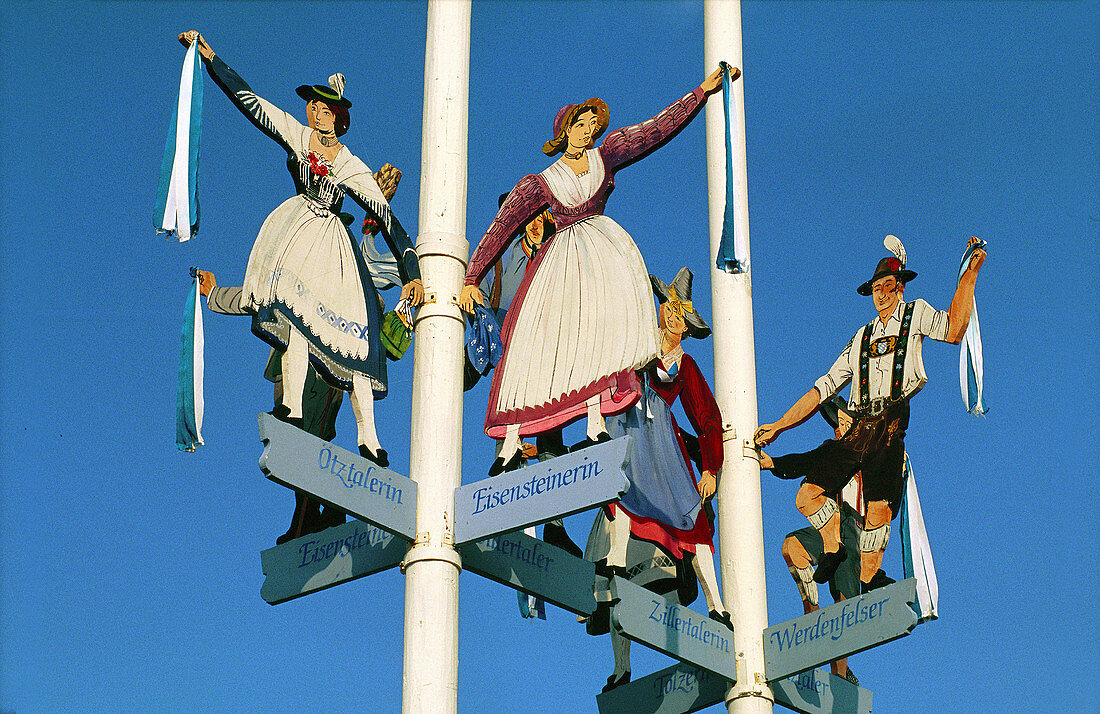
[196,165,405,544]
[778,397,866,685]
[178,32,423,470]
[597,267,733,693]
[757,236,986,593]
[459,65,741,475]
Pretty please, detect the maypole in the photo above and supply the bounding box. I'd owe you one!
[402,1,471,712]
[704,1,773,712]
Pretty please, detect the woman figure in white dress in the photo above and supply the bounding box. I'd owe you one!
[179,32,423,466]
[460,65,739,474]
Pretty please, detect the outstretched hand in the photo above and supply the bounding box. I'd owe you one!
[966,236,986,273]
[196,270,216,297]
[697,470,717,501]
[459,284,485,315]
[178,31,214,61]
[701,64,742,94]
[754,422,780,447]
[401,278,425,307]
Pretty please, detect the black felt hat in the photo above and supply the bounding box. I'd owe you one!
[651,267,711,339]
[857,256,917,296]
[296,72,352,108]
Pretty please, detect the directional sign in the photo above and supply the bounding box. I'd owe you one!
[453,437,631,544]
[772,668,873,714]
[764,578,919,682]
[596,662,729,714]
[258,413,418,540]
[596,662,872,714]
[609,576,737,683]
[260,520,406,605]
[458,529,597,616]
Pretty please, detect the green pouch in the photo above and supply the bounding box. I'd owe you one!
[381,310,412,360]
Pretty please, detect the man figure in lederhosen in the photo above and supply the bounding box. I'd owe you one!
[756,236,985,593]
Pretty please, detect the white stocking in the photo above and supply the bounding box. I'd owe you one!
[587,393,607,439]
[281,329,309,418]
[607,509,631,569]
[611,626,631,677]
[692,544,727,614]
[499,424,521,461]
[349,373,381,452]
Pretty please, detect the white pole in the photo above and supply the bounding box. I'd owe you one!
[704,1,773,712]
[402,2,470,713]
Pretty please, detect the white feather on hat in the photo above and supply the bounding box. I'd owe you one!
[884,234,907,266]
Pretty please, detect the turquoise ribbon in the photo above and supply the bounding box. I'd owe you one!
[716,61,747,274]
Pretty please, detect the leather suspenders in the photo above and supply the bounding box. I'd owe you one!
[856,302,915,411]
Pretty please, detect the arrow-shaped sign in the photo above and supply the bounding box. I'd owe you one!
[771,668,873,714]
[458,529,598,616]
[259,520,406,605]
[595,660,872,714]
[764,578,919,682]
[453,437,630,544]
[609,576,737,683]
[595,661,729,714]
[258,413,418,540]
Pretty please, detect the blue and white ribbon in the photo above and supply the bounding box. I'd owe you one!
[899,454,937,622]
[517,526,547,620]
[155,42,203,241]
[176,270,205,452]
[957,240,987,414]
[715,61,748,275]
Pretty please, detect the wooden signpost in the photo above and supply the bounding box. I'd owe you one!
[258,413,418,540]
[596,662,872,714]
[260,520,406,605]
[452,437,631,544]
[763,578,919,683]
[770,669,873,714]
[596,661,730,714]
[609,576,738,683]
[457,529,598,616]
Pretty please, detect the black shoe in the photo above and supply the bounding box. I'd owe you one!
[543,522,583,558]
[843,667,859,686]
[570,431,612,452]
[318,505,347,530]
[709,609,735,633]
[270,405,304,430]
[602,671,631,693]
[359,445,389,468]
[488,450,523,477]
[275,493,320,544]
[536,430,568,458]
[813,545,848,584]
[586,601,611,636]
[860,568,896,594]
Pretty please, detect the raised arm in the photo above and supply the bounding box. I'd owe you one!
[599,65,737,172]
[944,236,987,344]
[179,31,304,155]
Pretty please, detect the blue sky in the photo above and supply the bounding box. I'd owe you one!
[1,1,1096,712]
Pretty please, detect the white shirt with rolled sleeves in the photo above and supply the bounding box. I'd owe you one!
[814,299,951,409]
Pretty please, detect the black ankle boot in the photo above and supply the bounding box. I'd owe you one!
[359,445,389,468]
[276,493,318,544]
[813,545,848,584]
[543,522,583,558]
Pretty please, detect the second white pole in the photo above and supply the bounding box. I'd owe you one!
[704,1,773,712]
[402,2,471,713]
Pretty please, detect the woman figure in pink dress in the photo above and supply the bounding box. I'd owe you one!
[460,65,740,474]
